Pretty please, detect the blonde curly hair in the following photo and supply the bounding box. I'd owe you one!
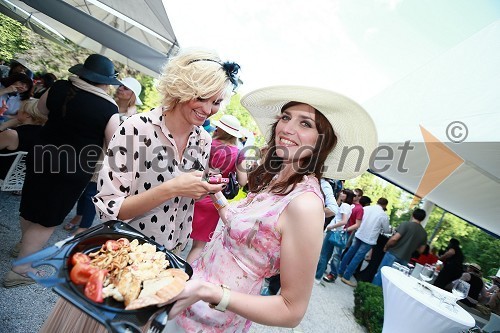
[156,48,235,111]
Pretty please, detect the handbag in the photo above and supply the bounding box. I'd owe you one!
[328,229,348,249]
[222,171,239,199]
[221,149,241,200]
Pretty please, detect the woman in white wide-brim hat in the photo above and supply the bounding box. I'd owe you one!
[165,85,378,332]
[114,77,143,117]
[186,114,248,264]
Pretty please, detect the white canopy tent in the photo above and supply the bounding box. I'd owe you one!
[3,0,179,76]
[364,20,500,237]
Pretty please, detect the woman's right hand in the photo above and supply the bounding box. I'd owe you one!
[171,171,225,199]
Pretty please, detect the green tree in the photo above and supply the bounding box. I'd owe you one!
[216,93,266,147]
[425,207,500,274]
[0,13,33,61]
[135,74,160,112]
[345,172,405,219]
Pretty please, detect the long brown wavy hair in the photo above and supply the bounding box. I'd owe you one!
[247,102,337,195]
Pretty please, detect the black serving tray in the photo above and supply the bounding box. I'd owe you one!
[14,220,193,333]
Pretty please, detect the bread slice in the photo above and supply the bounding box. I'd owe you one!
[124,268,190,310]
[138,276,175,298]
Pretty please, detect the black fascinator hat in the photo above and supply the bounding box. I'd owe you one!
[68,54,121,85]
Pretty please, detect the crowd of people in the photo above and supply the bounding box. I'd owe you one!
[1,48,497,333]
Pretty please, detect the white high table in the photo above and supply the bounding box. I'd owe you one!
[381,266,475,333]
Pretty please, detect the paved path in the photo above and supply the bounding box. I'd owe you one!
[0,191,367,333]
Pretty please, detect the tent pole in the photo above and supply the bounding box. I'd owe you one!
[429,209,446,244]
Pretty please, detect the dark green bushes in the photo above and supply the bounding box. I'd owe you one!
[353,282,384,333]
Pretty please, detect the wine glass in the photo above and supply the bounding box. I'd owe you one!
[452,280,470,301]
[419,265,434,283]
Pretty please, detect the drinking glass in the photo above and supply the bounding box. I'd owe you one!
[392,262,402,270]
[419,265,434,283]
[452,280,470,300]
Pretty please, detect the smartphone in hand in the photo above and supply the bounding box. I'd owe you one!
[207,176,229,184]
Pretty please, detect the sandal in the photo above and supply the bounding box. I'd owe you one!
[3,270,35,288]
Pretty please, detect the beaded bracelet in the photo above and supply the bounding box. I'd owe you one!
[213,197,228,210]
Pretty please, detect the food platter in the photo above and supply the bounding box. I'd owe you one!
[14,220,193,333]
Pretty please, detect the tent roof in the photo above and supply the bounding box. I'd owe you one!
[364,21,500,237]
[6,0,179,76]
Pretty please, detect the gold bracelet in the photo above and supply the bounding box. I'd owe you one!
[213,197,228,210]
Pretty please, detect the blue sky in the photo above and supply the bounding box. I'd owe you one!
[164,0,500,103]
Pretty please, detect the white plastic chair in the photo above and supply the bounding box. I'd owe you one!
[0,151,28,191]
[482,312,500,333]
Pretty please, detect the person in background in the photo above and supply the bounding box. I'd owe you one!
[203,118,216,134]
[186,114,248,263]
[324,188,364,282]
[163,85,378,332]
[433,238,465,290]
[372,208,427,287]
[114,77,142,118]
[322,177,339,220]
[63,77,143,234]
[32,73,57,99]
[39,48,239,333]
[486,276,500,315]
[314,188,354,283]
[339,198,390,287]
[6,58,31,78]
[0,99,47,180]
[411,244,438,266]
[0,73,33,120]
[3,54,122,288]
[457,263,487,308]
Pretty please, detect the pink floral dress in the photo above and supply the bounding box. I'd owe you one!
[174,176,323,332]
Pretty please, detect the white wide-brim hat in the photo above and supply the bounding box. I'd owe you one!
[11,58,30,71]
[212,114,242,138]
[120,77,142,105]
[241,85,378,180]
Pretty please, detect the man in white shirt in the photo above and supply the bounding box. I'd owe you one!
[321,178,339,220]
[339,198,390,287]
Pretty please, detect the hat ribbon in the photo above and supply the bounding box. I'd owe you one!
[219,119,239,132]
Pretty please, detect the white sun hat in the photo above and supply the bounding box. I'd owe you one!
[11,58,30,71]
[240,85,378,180]
[212,114,242,138]
[119,77,143,105]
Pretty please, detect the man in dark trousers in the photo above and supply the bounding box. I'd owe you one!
[372,208,428,286]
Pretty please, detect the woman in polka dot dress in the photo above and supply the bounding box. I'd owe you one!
[39,48,241,333]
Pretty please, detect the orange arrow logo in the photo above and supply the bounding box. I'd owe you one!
[411,126,464,206]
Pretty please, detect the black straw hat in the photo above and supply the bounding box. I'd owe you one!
[68,54,121,85]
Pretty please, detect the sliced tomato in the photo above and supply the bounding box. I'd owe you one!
[71,252,91,266]
[104,240,120,252]
[70,262,99,285]
[84,269,108,303]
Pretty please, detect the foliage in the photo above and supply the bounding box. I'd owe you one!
[345,172,405,218]
[135,74,160,112]
[353,282,384,333]
[425,207,500,275]
[0,13,33,61]
[216,93,266,147]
